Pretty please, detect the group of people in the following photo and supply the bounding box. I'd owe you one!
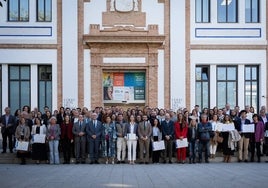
[0,104,267,165]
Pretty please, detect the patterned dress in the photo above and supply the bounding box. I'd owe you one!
[102,122,117,158]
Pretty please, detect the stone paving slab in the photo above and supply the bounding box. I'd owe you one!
[0,162,267,188]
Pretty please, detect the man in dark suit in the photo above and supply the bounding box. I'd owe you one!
[0,107,16,153]
[72,114,87,164]
[86,112,102,164]
[161,113,174,163]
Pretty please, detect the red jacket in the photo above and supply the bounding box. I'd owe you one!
[60,122,74,140]
[174,122,188,139]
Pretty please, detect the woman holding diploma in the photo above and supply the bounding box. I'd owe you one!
[222,114,234,163]
[31,118,47,164]
[15,117,30,165]
[174,113,188,164]
[151,118,162,164]
[125,114,138,164]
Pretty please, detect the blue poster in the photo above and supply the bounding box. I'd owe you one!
[124,73,145,87]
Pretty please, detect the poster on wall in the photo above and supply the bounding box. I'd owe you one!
[103,72,145,103]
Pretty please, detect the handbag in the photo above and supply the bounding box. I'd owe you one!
[217,136,223,143]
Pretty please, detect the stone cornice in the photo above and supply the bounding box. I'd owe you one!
[190,44,267,50]
[0,44,58,49]
[84,35,165,48]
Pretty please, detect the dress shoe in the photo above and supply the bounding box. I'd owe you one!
[76,161,80,164]
[89,161,94,164]
[121,161,125,164]
[116,161,121,164]
[139,162,143,164]
[163,160,166,164]
[238,159,242,163]
[205,160,209,163]
[244,160,248,163]
[168,160,172,164]
[145,162,149,164]
[95,160,99,164]
[81,161,86,164]
[1,151,6,154]
[10,150,13,153]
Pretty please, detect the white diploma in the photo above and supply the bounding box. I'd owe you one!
[221,123,235,132]
[241,124,255,133]
[33,134,46,143]
[16,141,29,151]
[176,138,188,148]
[152,140,165,151]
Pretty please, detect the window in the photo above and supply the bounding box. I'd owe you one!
[37,0,52,22]
[245,66,258,112]
[9,65,31,112]
[195,66,210,109]
[217,0,238,23]
[245,0,260,23]
[217,66,237,108]
[38,65,52,111]
[195,0,210,23]
[8,0,29,21]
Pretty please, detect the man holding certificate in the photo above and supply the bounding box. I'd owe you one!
[236,110,251,162]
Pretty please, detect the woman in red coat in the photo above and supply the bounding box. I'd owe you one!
[174,113,188,163]
[60,115,74,164]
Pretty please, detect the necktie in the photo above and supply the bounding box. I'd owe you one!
[94,120,97,128]
[79,122,82,130]
[144,122,146,130]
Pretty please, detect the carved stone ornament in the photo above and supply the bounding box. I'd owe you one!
[110,0,138,12]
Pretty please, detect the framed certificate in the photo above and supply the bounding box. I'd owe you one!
[176,138,188,148]
[242,124,255,133]
[33,134,46,143]
[127,133,136,140]
[152,140,165,151]
[221,123,235,132]
[16,141,29,151]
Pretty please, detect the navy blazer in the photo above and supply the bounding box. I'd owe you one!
[236,118,251,138]
[86,120,102,140]
[161,120,174,140]
[125,122,138,136]
[0,114,16,134]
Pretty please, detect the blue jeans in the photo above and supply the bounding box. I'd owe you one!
[198,140,210,161]
[189,140,197,161]
[49,140,60,164]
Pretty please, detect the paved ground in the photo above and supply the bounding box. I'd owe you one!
[0,162,267,188]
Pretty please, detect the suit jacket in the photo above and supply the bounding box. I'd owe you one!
[236,118,251,138]
[0,114,16,134]
[60,122,74,140]
[86,119,102,141]
[125,122,138,138]
[72,121,87,142]
[174,122,188,139]
[47,124,61,140]
[161,120,174,140]
[116,121,126,138]
[15,125,30,141]
[138,120,152,139]
[31,124,47,135]
[252,121,264,142]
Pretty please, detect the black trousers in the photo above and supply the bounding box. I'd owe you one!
[152,136,160,163]
[2,131,13,152]
[62,137,72,162]
[250,141,261,161]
